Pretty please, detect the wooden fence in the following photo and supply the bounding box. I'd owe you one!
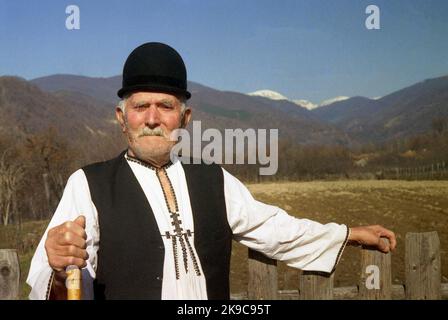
[233,231,447,300]
[378,161,448,180]
[0,249,20,300]
[266,161,448,182]
[0,232,446,300]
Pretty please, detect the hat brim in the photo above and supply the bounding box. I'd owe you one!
[117,84,191,100]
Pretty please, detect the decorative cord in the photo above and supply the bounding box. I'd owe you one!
[172,235,180,280]
[126,153,173,171]
[184,232,201,276]
[130,156,201,280]
[178,234,189,274]
[45,271,55,300]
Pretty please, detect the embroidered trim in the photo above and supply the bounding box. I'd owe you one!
[178,234,189,274]
[331,225,350,273]
[157,169,179,212]
[153,167,201,279]
[184,233,201,276]
[45,271,55,300]
[125,152,173,171]
[172,236,179,280]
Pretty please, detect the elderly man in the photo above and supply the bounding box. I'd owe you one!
[27,42,396,300]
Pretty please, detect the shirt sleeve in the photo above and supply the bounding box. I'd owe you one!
[222,168,349,273]
[26,169,99,300]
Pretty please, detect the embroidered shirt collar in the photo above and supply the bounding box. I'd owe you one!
[125,151,175,171]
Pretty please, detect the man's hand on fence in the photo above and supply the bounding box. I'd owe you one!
[348,225,397,253]
[44,215,88,272]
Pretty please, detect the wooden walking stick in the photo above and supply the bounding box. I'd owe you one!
[65,265,82,300]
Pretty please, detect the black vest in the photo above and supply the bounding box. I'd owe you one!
[82,151,232,299]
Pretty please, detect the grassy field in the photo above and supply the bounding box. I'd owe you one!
[1,179,447,299]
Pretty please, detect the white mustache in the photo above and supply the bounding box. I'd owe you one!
[138,127,165,137]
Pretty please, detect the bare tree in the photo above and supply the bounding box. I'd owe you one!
[0,149,25,226]
[432,117,448,135]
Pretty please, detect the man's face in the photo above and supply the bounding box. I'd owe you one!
[116,91,191,164]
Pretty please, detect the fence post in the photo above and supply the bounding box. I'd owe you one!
[247,249,278,299]
[298,271,334,299]
[359,240,392,299]
[0,249,20,300]
[405,232,441,299]
[442,161,448,178]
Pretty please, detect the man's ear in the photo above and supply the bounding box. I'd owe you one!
[181,108,192,128]
[116,107,126,132]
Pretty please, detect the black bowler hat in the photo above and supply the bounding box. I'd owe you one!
[117,42,191,99]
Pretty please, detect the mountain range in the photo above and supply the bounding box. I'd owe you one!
[311,75,448,142]
[28,75,351,146]
[0,73,446,149]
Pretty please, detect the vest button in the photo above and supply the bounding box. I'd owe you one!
[156,276,163,281]
[158,246,163,250]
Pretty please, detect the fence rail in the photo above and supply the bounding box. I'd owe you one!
[377,161,448,180]
[235,231,445,300]
[231,284,448,300]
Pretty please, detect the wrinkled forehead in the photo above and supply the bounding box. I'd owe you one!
[127,91,182,105]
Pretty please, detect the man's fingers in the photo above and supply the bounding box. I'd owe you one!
[70,216,87,239]
[60,256,87,269]
[53,245,89,260]
[45,217,89,272]
[349,225,396,253]
[376,226,397,251]
[377,238,390,253]
[382,230,397,251]
[48,255,67,272]
[57,231,87,249]
[59,221,87,241]
[49,255,87,271]
[74,215,86,229]
[67,256,87,269]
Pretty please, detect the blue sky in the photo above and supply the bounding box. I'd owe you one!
[0,0,447,103]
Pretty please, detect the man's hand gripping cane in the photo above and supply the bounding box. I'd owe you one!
[45,215,88,300]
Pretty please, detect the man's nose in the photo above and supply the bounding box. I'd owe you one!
[145,105,161,128]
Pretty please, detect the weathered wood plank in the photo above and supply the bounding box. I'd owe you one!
[405,232,441,299]
[298,271,334,300]
[0,249,20,300]
[359,239,392,299]
[247,249,278,299]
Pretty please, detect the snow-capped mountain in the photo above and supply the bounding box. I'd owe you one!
[247,89,351,110]
[319,96,350,107]
[248,90,317,109]
[293,99,318,110]
[248,89,288,101]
